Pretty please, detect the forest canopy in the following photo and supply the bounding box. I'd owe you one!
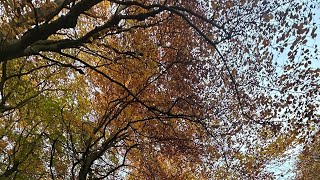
[0,0,319,179]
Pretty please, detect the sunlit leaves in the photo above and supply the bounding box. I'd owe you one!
[0,0,319,179]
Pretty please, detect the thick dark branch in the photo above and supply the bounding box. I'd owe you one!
[1,0,104,61]
[2,7,164,61]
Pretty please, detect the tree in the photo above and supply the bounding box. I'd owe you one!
[295,135,320,180]
[0,0,319,179]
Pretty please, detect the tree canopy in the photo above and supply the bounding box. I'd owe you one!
[0,0,319,179]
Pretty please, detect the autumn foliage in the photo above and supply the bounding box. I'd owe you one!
[0,0,319,179]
